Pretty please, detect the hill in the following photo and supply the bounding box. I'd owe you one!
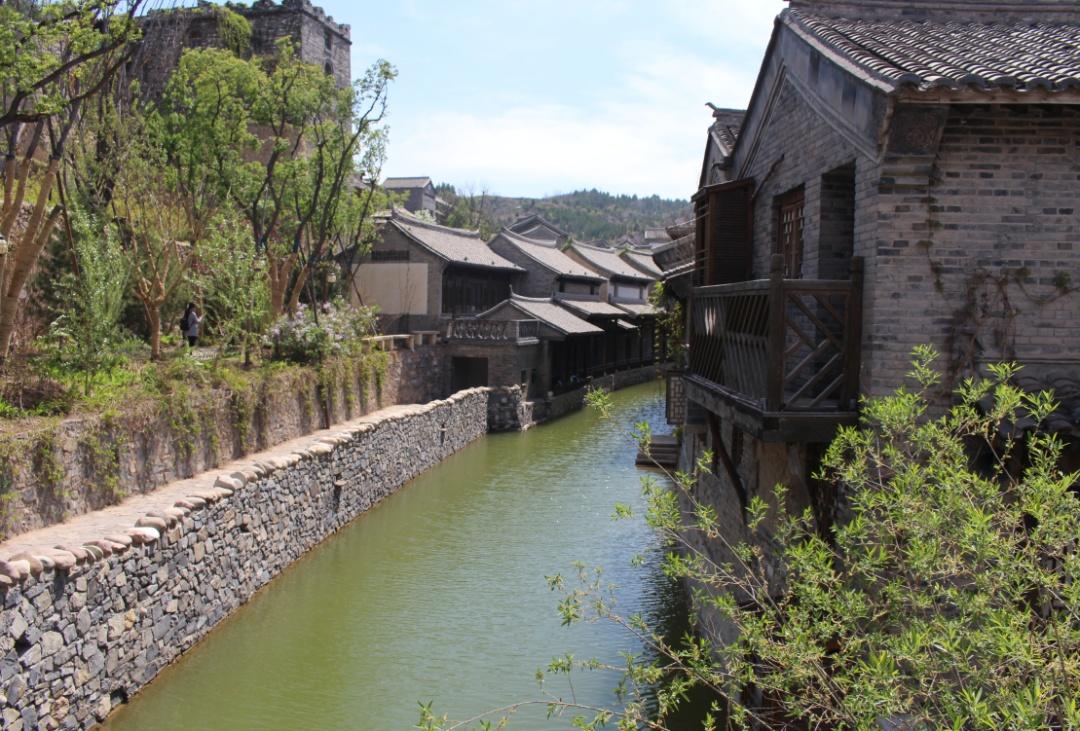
[436,186,691,244]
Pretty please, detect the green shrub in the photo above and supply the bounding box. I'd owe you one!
[521,347,1080,731]
[265,300,377,364]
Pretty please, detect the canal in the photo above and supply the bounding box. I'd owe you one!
[102,381,686,730]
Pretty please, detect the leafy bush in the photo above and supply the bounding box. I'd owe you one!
[44,208,131,395]
[265,300,377,364]
[511,347,1080,731]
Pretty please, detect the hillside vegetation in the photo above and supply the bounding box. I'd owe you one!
[437,185,691,243]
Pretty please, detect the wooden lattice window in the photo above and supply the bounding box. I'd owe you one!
[776,187,804,278]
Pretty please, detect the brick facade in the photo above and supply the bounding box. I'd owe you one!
[680,5,1080,629]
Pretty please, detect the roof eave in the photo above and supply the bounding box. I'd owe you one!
[392,220,523,272]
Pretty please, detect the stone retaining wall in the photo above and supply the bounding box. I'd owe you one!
[0,388,489,731]
[0,346,446,537]
[486,366,663,432]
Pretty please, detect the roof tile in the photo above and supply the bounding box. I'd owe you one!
[568,242,656,282]
[787,9,1080,94]
[495,230,603,280]
[390,210,523,271]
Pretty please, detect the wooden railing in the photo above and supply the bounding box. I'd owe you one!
[688,255,863,413]
[446,319,540,341]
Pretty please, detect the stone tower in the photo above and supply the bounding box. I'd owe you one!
[134,0,351,99]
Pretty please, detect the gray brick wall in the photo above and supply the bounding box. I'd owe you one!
[726,75,1080,401]
[867,104,1080,394]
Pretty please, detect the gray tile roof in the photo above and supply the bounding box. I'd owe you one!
[707,108,744,155]
[653,234,695,273]
[568,242,655,282]
[620,250,664,279]
[615,301,658,317]
[496,230,604,280]
[509,214,569,240]
[557,298,627,318]
[389,210,523,271]
[786,8,1080,94]
[479,294,602,336]
[383,177,433,189]
[661,260,695,282]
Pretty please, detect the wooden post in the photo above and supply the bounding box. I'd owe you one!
[841,256,864,408]
[766,253,786,412]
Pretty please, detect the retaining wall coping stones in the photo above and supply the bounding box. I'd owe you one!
[0,388,491,585]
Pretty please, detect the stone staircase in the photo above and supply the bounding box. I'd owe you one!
[635,434,679,469]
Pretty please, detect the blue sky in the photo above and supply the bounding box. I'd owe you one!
[314,1,782,200]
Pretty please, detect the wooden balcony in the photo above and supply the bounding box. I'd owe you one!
[686,255,863,442]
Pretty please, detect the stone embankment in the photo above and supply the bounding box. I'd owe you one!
[0,345,444,537]
[0,388,489,730]
[486,365,661,432]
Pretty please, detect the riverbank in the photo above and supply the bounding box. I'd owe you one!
[0,365,665,730]
[0,389,490,730]
[101,381,677,731]
[0,344,444,539]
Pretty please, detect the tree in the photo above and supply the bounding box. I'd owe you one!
[275,52,395,315]
[192,212,269,364]
[159,45,262,244]
[47,205,129,394]
[109,109,189,360]
[0,0,144,359]
[162,42,395,317]
[444,184,494,238]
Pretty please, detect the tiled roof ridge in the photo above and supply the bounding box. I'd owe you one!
[572,240,616,253]
[569,242,655,282]
[510,213,570,237]
[510,292,554,304]
[497,230,605,280]
[392,208,481,239]
[499,227,556,247]
[785,7,1080,94]
[788,0,1080,21]
[384,176,433,187]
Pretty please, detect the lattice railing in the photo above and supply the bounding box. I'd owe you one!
[688,256,863,412]
[446,319,540,341]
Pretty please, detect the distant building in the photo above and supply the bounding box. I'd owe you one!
[619,249,663,280]
[641,228,672,250]
[507,215,571,247]
[488,229,604,300]
[382,177,438,218]
[353,208,523,333]
[134,0,352,99]
[564,242,656,317]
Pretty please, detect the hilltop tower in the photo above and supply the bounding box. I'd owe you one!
[134,0,351,98]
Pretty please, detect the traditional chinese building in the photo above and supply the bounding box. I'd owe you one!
[353,209,523,333]
[673,0,1080,621]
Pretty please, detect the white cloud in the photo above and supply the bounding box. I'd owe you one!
[383,1,779,198]
[386,48,760,199]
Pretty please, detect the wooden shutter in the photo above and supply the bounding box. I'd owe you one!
[776,187,805,278]
[693,179,754,286]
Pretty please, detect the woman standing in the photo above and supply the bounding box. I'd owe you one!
[181,302,203,348]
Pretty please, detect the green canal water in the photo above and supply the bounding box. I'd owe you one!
[101,381,690,730]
